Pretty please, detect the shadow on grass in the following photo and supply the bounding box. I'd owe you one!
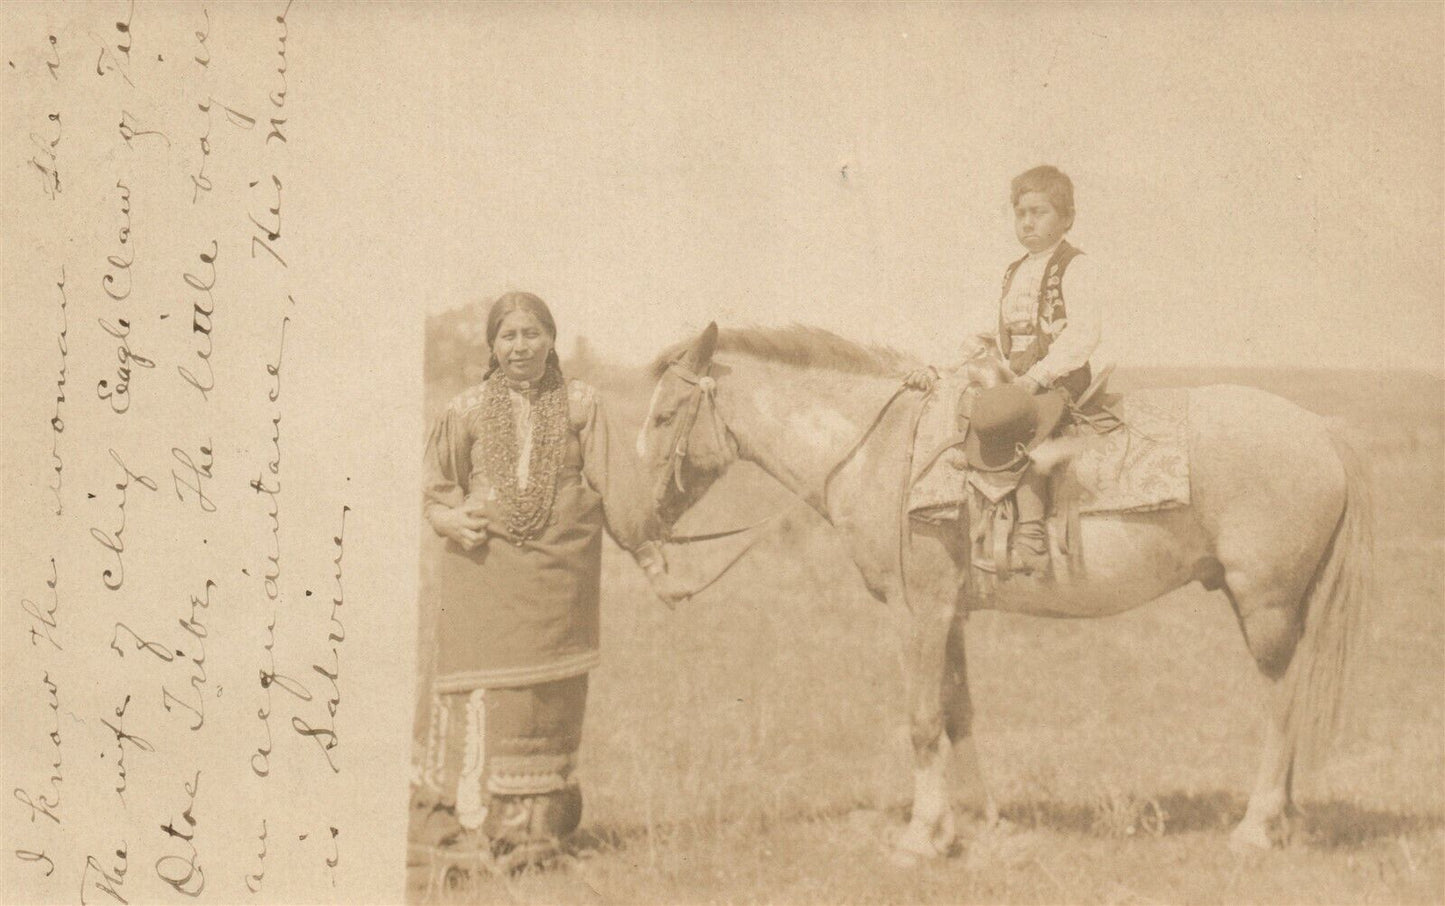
[1301,800,1444,848]
[571,794,1443,852]
[408,788,1442,869]
[566,797,898,854]
[1001,790,1443,847]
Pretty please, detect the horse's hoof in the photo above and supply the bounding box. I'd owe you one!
[887,825,950,868]
[1228,822,1276,854]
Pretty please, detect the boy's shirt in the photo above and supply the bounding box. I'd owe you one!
[966,239,1104,390]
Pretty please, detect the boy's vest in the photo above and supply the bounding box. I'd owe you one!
[997,239,1091,401]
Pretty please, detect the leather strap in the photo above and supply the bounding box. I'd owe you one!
[992,498,1014,580]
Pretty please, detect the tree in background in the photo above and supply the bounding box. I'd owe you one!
[424,299,490,393]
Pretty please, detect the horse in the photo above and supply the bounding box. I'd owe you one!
[635,322,1372,866]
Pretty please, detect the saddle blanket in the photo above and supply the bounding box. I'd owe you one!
[908,384,1191,517]
[1059,388,1191,514]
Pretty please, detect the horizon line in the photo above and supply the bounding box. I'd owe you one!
[556,351,1445,380]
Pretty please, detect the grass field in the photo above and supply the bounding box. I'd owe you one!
[408,364,1444,905]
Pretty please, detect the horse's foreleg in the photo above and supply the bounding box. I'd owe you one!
[944,612,998,826]
[892,598,957,867]
[890,521,967,865]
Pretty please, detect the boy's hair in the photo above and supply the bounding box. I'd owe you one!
[1010,165,1074,221]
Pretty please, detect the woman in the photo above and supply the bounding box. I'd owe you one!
[418,291,680,871]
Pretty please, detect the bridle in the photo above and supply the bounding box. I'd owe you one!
[659,358,737,499]
[652,358,756,545]
[655,357,918,543]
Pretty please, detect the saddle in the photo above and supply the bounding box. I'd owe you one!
[964,383,1069,474]
[963,383,1076,591]
[915,365,1117,478]
[911,367,1121,593]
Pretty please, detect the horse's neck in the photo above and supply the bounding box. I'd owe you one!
[716,356,901,515]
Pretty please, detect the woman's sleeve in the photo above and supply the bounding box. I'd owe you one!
[422,403,471,524]
[578,391,666,568]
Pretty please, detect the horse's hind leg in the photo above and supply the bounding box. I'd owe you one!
[1233,686,1296,853]
[1219,514,1336,850]
[1190,389,1350,852]
[1225,576,1301,852]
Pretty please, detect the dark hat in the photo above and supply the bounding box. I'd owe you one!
[964,383,1066,471]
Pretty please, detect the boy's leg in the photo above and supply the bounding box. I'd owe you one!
[1012,382,1075,578]
[1013,468,1050,576]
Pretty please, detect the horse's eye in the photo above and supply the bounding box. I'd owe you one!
[653,412,673,427]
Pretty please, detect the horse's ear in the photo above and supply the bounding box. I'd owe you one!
[685,322,719,371]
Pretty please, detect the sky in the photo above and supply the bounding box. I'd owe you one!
[306,3,1443,373]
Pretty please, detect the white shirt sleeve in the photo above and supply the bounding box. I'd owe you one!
[1025,253,1104,387]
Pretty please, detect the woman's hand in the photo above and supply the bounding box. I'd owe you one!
[430,503,491,551]
[637,522,766,609]
[635,542,689,608]
[903,366,939,392]
[645,569,693,609]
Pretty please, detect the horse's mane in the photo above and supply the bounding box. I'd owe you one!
[649,324,918,379]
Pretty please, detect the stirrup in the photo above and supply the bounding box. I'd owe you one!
[1010,522,1051,579]
[1009,550,1051,579]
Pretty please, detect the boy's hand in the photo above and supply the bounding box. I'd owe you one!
[903,367,939,392]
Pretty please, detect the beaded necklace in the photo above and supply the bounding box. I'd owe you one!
[478,362,569,540]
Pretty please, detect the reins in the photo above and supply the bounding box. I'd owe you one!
[819,386,911,515]
[813,382,929,617]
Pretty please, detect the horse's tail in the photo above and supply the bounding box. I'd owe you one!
[1282,428,1374,772]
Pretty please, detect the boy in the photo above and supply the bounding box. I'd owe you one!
[908,165,1104,576]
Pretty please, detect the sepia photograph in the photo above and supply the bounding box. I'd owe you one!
[3,2,1443,904]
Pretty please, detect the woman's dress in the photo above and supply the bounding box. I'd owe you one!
[417,373,656,842]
